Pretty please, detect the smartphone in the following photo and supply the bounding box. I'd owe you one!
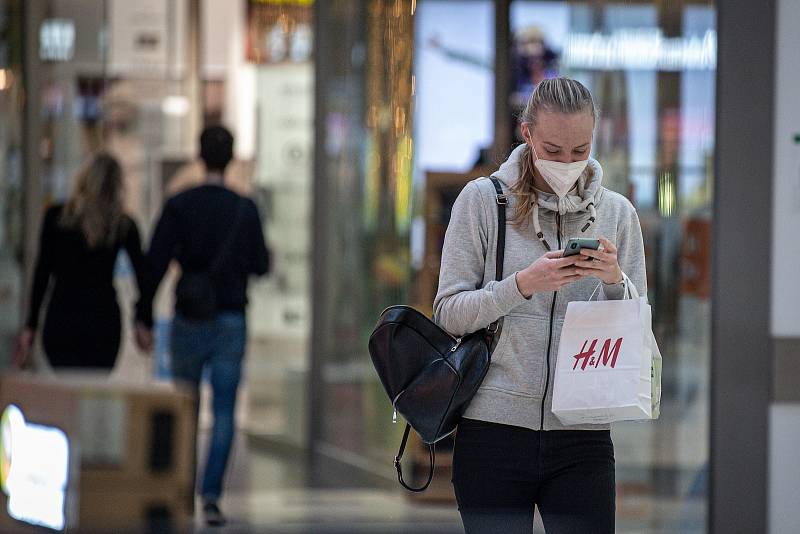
[562,237,601,257]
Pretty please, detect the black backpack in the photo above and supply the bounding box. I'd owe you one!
[368,177,507,492]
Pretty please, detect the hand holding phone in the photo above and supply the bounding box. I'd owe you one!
[562,238,601,258]
[570,237,625,285]
[515,249,587,297]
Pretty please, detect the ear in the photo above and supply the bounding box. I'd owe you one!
[520,123,533,145]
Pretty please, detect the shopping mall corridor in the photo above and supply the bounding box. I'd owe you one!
[189,428,704,533]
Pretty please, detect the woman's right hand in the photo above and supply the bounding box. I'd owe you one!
[515,250,584,298]
[14,327,35,368]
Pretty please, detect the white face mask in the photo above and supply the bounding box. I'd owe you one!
[532,145,589,198]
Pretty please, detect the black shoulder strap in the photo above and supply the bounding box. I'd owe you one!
[209,197,247,275]
[394,423,434,492]
[487,177,507,338]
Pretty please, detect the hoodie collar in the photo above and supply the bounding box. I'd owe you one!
[492,143,604,216]
[492,144,603,251]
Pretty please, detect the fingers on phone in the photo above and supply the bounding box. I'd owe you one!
[579,247,602,259]
[598,237,617,253]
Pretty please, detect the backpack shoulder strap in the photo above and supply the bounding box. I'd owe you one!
[394,423,435,492]
[486,177,507,339]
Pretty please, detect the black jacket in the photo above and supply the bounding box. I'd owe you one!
[139,184,270,326]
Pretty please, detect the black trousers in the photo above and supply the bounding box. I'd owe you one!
[452,418,615,534]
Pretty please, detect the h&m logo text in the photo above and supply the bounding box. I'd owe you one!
[573,338,623,371]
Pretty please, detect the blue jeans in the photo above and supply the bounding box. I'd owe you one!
[170,311,246,501]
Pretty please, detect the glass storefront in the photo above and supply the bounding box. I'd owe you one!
[313,0,417,483]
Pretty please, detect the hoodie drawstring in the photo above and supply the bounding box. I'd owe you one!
[532,203,552,251]
[581,203,597,233]
[533,200,597,250]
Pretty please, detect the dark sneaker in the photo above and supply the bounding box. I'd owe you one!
[203,501,227,527]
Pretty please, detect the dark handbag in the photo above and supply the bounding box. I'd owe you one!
[176,198,247,320]
[368,177,508,492]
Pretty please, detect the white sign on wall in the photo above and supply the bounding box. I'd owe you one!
[771,0,800,338]
[249,63,314,339]
[108,0,177,76]
[563,29,717,71]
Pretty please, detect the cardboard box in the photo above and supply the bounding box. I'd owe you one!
[0,372,196,532]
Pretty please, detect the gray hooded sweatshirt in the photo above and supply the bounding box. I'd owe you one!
[433,144,647,431]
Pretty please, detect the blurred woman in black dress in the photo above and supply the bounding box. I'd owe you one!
[15,153,152,370]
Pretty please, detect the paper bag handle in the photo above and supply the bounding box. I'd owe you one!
[588,272,639,301]
[622,272,640,299]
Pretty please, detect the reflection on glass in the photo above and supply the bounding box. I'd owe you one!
[314,0,418,480]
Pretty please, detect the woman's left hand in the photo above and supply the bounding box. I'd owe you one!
[574,237,624,285]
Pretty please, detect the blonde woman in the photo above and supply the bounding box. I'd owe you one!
[434,78,647,533]
[16,153,151,370]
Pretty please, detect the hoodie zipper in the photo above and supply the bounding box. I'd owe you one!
[540,212,562,430]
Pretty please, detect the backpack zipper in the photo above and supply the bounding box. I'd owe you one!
[392,390,404,424]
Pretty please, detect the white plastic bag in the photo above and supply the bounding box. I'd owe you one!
[552,274,662,425]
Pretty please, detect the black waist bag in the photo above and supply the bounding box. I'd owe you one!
[368,177,508,492]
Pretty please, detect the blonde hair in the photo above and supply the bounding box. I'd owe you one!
[61,153,127,248]
[509,77,598,228]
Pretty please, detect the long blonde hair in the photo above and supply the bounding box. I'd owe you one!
[509,77,598,228]
[60,153,127,248]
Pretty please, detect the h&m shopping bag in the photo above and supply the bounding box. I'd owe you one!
[551,274,662,426]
